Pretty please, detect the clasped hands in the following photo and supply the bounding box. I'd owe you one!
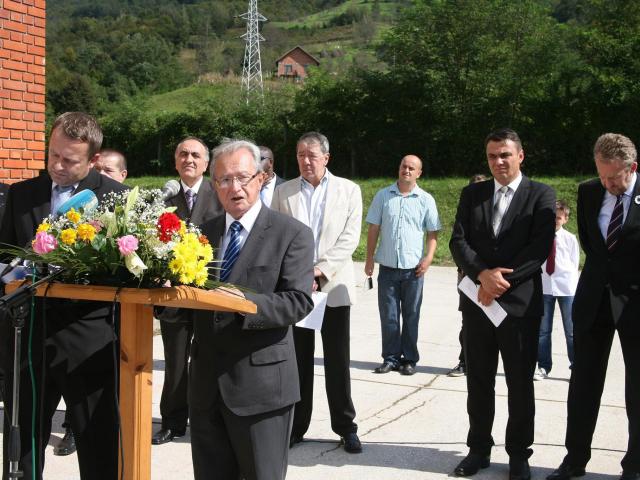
[476,267,513,306]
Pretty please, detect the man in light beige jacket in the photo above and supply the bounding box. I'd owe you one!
[272,131,363,453]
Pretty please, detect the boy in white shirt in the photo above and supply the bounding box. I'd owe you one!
[535,200,580,380]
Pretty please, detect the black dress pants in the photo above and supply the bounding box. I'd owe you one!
[159,319,193,431]
[462,309,540,459]
[291,305,357,438]
[565,292,640,472]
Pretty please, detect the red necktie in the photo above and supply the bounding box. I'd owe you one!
[546,237,556,275]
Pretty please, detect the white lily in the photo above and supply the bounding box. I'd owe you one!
[124,252,148,277]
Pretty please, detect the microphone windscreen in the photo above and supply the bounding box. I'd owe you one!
[161,180,181,200]
[56,189,99,216]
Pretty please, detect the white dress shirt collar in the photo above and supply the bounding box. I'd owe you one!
[181,176,204,196]
[493,172,523,195]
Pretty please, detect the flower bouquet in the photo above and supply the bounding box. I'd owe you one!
[2,187,218,288]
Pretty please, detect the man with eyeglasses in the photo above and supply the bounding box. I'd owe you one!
[189,139,314,480]
[272,131,364,453]
[152,136,222,445]
[258,146,285,208]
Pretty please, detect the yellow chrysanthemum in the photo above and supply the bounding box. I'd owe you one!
[179,221,187,237]
[60,228,77,245]
[168,232,213,285]
[36,222,50,233]
[76,223,96,242]
[66,208,81,224]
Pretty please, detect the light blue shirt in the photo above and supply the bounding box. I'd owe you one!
[598,171,637,240]
[366,182,441,269]
[299,171,329,262]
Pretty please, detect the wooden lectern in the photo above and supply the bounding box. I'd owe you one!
[7,281,256,480]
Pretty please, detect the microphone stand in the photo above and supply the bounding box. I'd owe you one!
[0,268,66,479]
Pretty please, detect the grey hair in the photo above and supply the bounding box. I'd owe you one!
[297,131,330,154]
[176,136,210,164]
[594,133,637,168]
[210,138,263,176]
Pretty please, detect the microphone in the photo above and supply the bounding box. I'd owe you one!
[0,257,23,280]
[56,189,98,216]
[161,180,180,200]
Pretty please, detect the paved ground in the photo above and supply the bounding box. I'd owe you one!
[1,265,628,479]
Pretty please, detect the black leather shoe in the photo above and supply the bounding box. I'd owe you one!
[289,434,304,448]
[454,453,490,476]
[400,363,416,376]
[53,428,76,456]
[509,459,531,480]
[340,433,362,453]
[546,461,586,480]
[620,472,640,480]
[152,427,186,445]
[374,361,398,374]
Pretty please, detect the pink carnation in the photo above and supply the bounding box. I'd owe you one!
[117,235,139,256]
[32,231,58,254]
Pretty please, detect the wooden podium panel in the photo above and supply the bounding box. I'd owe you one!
[6,281,256,480]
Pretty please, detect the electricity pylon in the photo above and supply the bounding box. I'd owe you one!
[240,0,267,103]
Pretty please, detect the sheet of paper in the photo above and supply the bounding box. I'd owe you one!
[458,275,507,327]
[296,292,328,330]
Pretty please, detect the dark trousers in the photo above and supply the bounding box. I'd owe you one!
[463,309,540,459]
[291,305,357,438]
[159,319,193,431]
[191,399,293,480]
[2,345,118,480]
[565,293,640,472]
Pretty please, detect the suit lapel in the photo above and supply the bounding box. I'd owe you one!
[190,180,213,224]
[33,175,53,225]
[621,175,640,234]
[588,182,608,253]
[285,178,302,219]
[480,181,495,237]
[320,173,336,240]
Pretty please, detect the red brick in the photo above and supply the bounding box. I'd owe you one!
[0,9,10,20]
[11,169,24,178]
[10,31,24,42]
[5,119,27,130]
[0,29,11,40]
[22,131,34,141]
[3,139,26,149]
[27,45,44,56]
[4,0,29,14]
[3,39,27,53]
[0,110,10,119]
[26,102,44,112]
[34,131,44,141]
[0,70,9,80]
[34,17,44,28]
[26,82,43,94]
[0,130,9,139]
[33,36,44,47]
[34,150,44,160]
[23,112,34,121]
[0,90,9,99]
[4,99,26,110]
[0,150,9,159]
[3,59,29,72]
[5,159,27,169]
[22,92,33,102]
[4,19,28,33]
[26,141,44,151]
[35,0,45,8]
[9,150,21,159]
[28,6,46,19]
[9,70,24,81]
[22,72,33,82]
[27,25,45,37]
[9,110,21,120]
[33,93,44,104]
[27,64,44,75]
[0,50,9,60]
[28,160,45,170]
[9,90,22,100]
[28,121,42,131]
[10,129,22,139]
[33,113,44,122]
[10,11,22,22]
[21,35,35,46]
[3,79,26,91]
[23,0,35,5]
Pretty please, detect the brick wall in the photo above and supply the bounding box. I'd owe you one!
[0,0,46,183]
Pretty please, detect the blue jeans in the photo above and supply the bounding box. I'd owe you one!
[377,265,424,365]
[537,294,575,372]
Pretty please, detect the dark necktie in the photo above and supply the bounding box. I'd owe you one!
[185,189,195,211]
[220,221,242,282]
[546,237,556,275]
[606,195,624,251]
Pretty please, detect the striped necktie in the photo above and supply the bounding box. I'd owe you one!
[185,189,195,211]
[606,195,624,251]
[220,221,242,282]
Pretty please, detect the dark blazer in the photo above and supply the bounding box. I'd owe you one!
[189,206,314,416]
[449,177,556,318]
[573,176,640,330]
[0,182,8,227]
[0,169,128,372]
[157,178,222,324]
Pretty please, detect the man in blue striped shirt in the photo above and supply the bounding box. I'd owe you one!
[364,155,441,376]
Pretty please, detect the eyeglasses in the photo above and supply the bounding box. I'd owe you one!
[214,173,260,189]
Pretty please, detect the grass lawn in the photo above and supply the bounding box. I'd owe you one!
[127,175,590,265]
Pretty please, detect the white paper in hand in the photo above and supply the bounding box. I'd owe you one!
[296,292,328,330]
[458,276,507,327]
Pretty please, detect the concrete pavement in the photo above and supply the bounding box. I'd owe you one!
[1,265,628,479]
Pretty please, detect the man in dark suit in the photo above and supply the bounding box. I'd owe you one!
[0,112,128,480]
[189,139,314,480]
[548,134,640,480]
[450,128,555,480]
[152,137,222,445]
[258,146,285,208]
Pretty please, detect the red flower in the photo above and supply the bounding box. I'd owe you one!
[157,212,181,243]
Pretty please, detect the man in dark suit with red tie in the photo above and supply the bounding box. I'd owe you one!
[548,133,640,480]
[0,112,128,480]
[450,128,556,480]
[152,137,222,445]
[189,139,314,480]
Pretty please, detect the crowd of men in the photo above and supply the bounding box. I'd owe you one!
[0,112,638,480]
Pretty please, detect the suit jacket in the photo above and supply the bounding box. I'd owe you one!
[573,176,640,330]
[449,177,556,318]
[157,178,222,324]
[274,174,286,187]
[272,171,362,307]
[189,206,314,416]
[0,169,128,373]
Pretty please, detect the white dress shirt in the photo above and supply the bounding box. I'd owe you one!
[493,173,523,210]
[220,200,262,258]
[260,175,276,208]
[181,176,204,198]
[299,171,329,262]
[541,227,580,297]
